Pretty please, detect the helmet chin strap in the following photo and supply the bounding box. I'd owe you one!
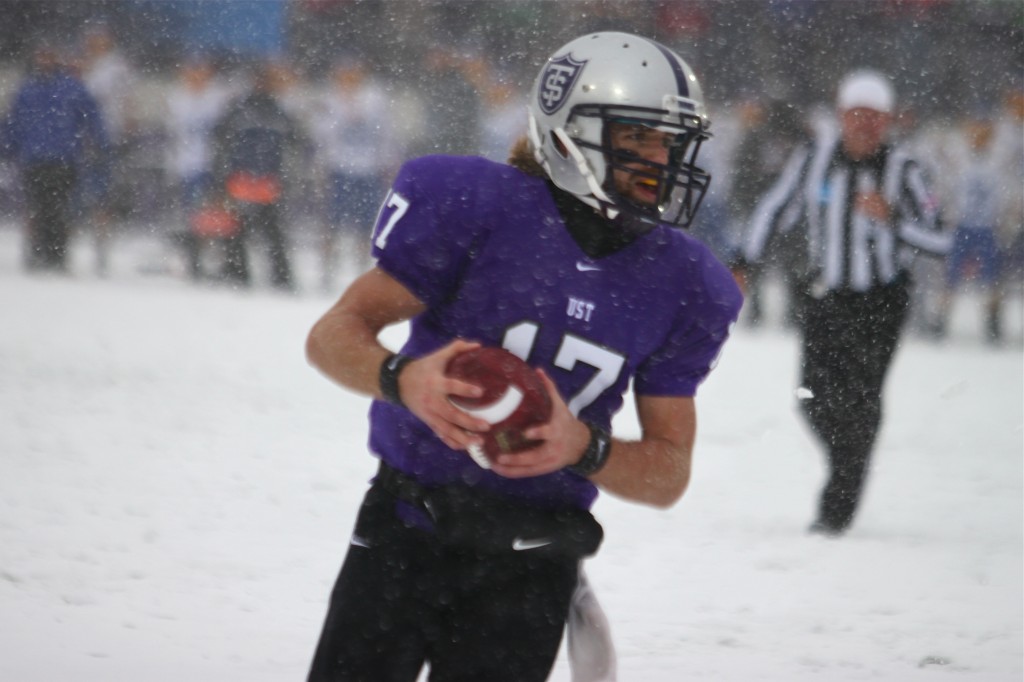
[552,127,620,221]
[528,112,619,221]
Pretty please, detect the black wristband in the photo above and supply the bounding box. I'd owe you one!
[379,353,413,407]
[568,423,612,477]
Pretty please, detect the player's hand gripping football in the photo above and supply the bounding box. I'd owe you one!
[489,370,592,479]
[397,339,491,452]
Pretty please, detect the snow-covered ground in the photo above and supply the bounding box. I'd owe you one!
[1,224,1021,681]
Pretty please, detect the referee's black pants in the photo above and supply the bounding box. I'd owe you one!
[307,481,579,682]
[798,279,910,532]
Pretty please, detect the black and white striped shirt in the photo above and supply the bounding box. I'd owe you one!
[742,129,950,293]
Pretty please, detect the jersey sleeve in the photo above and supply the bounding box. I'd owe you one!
[633,250,742,397]
[370,156,493,308]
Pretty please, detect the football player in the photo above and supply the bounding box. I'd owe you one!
[305,32,742,681]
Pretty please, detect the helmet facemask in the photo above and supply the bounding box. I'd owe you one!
[566,102,711,230]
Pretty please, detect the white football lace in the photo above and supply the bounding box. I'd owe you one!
[449,385,524,424]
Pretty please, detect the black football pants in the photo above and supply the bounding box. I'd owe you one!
[307,484,579,682]
[799,279,909,532]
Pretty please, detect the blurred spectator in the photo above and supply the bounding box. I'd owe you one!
[478,75,525,164]
[263,58,309,122]
[410,45,485,156]
[80,24,137,147]
[730,97,809,327]
[308,55,397,288]
[993,88,1024,303]
[212,60,306,290]
[931,108,1016,343]
[78,24,139,275]
[261,59,320,231]
[164,56,236,279]
[1,42,109,272]
[688,134,736,263]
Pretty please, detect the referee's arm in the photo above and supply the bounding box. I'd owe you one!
[741,145,811,265]
[892,156,950,256]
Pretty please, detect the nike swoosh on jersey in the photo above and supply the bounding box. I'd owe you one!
[575,262,602,272]
[512,537,553,551]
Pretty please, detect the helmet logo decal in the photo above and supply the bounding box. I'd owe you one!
[538,53,587,115]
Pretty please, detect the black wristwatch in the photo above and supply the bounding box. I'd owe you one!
[379,353,414,407]
[568,423,612,477]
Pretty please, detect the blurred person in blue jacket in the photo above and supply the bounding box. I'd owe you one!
[1,41,109,272]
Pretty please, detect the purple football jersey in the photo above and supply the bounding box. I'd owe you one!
[367,155,742,509]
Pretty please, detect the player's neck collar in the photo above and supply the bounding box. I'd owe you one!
[547,182,641,259]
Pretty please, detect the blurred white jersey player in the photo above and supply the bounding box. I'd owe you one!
[309,55,397,288]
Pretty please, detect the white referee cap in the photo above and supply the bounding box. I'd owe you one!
[837,70,895,114]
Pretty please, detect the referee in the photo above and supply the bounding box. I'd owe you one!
[736,70,951,536]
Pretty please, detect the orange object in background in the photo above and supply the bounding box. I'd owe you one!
[190,206,240,238]
[225,172,281,205]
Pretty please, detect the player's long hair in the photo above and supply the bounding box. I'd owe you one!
[508,135,546,178]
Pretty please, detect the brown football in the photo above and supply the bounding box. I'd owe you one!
[445,347,553,467]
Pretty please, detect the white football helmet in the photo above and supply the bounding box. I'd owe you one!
[528,32,712,229]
